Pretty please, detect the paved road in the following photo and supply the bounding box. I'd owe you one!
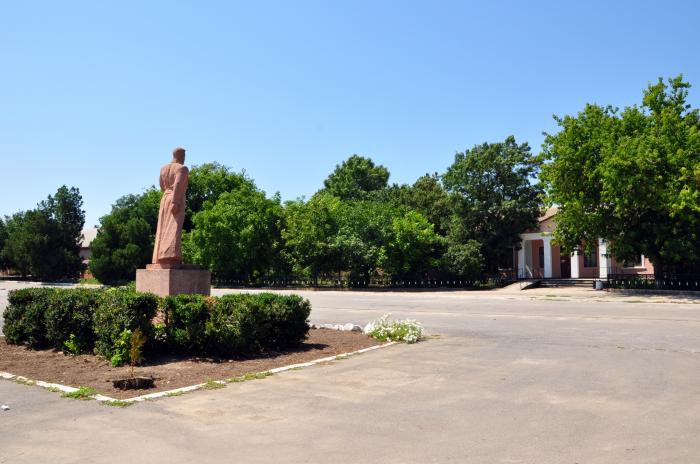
[2,282,700,463]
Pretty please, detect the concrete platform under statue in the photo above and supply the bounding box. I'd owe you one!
[135,264,211,297]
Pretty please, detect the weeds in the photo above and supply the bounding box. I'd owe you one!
[103,400,133,408]
[62,386,98,400]
[226,371,273,383]
[202,379,226,390]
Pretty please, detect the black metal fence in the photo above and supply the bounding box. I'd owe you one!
[213,274,509,290]
[607,273,700,291]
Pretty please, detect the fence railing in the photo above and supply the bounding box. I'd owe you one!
[213,274,510,290]
[607,273,700,291]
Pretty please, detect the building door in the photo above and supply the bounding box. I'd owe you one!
[560,254,571,278]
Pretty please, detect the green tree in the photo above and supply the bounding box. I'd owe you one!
[281,193,343,278]
[332,201,396,280]
[376,174,453,235]
[382,210,440,277]
[0,218,8,270]
[442,137,543,274]
[441,239,484,279]
[323,155,390,200]
[185,163,255,231]
[3,186,85,280]
[3,210,50,277]
[184,184,283,280]
[89,188,161,284]
[542,75,700,276]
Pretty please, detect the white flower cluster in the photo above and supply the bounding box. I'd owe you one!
[364,313,424,344]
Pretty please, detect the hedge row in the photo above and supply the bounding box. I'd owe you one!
[3,288,311,364]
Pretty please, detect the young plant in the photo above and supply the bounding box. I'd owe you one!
[63,334,84,356]
[128,329,147,378]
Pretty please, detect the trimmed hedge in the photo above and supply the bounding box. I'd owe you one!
[3,287,55,348]
[3,288,311,360]
[46,288,103,352]
[162,294,211,352]
[93,288,159,359]
[164,292,311,354]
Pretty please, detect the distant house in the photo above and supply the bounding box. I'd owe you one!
[80,227,99,270]
[511,207,654,279]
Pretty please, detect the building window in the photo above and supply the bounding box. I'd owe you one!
[583,250,597,268]
[538,246,544,269]
[622,255,644,268]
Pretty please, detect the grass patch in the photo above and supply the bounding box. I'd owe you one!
[202,379,226,390]
[45,386,61,393]
[78,277,101,285]
[335,355,350,361]
[103,400,133,408]
[226,371,273,383]
[165,391,185,397]
[62,386,98,400]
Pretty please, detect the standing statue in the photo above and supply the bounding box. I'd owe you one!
[152,147,189,267]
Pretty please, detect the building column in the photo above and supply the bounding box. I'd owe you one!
[543,236,553,278]
[570,249,580,278]
[517,242,526,279]
[598,238,610,279]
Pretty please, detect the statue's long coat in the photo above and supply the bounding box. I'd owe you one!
[152,162,189,264]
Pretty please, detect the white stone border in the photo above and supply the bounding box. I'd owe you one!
[0,341,396,404]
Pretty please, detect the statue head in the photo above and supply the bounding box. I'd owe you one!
[172,147,186,164]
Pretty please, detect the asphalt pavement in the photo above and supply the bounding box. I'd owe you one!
[1,282,700,463]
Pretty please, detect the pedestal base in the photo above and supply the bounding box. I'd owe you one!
[135,268,211,297]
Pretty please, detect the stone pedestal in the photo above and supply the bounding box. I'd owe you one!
[135,266,211,297]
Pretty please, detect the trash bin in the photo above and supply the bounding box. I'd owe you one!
[594,280,604,290]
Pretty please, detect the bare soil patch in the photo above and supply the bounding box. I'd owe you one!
[0,329,380,399]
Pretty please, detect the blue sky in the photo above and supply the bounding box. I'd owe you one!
[2,0,699,227]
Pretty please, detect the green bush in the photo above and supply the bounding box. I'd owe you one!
[2,288,55,348]
[92,288,159,361]
[45,288,102,352]
[162,294,211,352]
[4,287,310,361]
[207,293,310,354]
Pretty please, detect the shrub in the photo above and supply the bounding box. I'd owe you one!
[2,288,55,348]
[93,288,159,361]
[206,293,310,354]
[162,294,211,352]
[4,287,311,361]
[364,314,424,343]
[45,288,102,352]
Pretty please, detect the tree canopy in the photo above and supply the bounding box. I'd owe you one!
[2,186,85,280]
[184,184,283,280]
[323,155,390,200]
[542,75,700,276]
[442,136,543,273]
[88,188,161,284]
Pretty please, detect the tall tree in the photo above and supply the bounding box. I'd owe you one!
[184,183,283,280]
[442,136,543,273]
[281,193,343,278]
[3,186,85,280]
[542,75,700,276]
[376,174,453,235]
[185,163,255,231]
[0,218,7,270]
[89,188,161,284]
[323,155,390,200]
